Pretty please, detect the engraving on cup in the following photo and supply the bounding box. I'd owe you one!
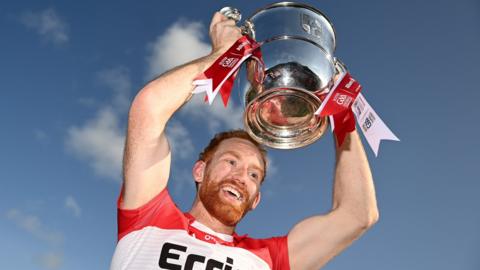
[301,13,323,38]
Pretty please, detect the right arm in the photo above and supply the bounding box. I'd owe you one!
[121,13,242,209]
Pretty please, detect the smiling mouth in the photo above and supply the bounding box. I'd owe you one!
[221,186,243,202]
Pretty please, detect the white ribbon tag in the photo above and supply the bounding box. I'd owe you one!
[352,93,400,156]
[191,36,259,106]
[191,79,217,105]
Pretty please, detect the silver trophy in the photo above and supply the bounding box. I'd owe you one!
[222,2,344,149]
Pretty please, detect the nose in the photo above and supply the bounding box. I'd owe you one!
[231,165,249,185]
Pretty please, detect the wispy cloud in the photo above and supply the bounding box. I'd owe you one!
[64,196,81,218]
[66,67,131,181]
[146,20,211,79]
[261,156,281,199]
[34,129,48,143]
[77,97,97,108]
[6,203,67,269]
[66,107,125,181]
[5,209,64,246]
[20,8,69,45]
[35,251,63,270]
[166,121,195,160]
[266,156,279,178]
[96,67,131,113]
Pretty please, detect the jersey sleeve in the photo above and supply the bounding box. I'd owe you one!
[116,187,188,241]
[237,235,290,270]
[264,236,290,270]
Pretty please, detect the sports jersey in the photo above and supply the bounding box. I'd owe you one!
[110,188,290,270]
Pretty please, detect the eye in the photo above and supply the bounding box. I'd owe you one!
[226,159,236,166]
[249,171,259,181]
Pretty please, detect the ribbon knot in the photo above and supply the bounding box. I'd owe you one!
[315,72,399,155]
[192,35,262,107]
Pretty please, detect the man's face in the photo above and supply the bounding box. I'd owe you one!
[196,138,265,226]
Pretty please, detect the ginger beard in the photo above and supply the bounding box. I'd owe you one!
[198,168,258,226]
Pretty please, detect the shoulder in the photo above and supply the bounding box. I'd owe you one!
[117,188,188,241]
[235,235,290,270]
[236,235,287,249]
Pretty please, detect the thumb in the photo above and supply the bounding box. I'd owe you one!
[210,12,227,32]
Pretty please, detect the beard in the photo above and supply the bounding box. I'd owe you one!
[198,172,256,226]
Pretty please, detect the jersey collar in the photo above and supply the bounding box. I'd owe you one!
[184,213,241,245]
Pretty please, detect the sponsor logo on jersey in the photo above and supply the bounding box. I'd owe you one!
[159,242,237,270]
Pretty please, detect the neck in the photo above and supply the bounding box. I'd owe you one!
[189,198,236,235]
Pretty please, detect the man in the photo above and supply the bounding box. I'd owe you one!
[110,12,378,270]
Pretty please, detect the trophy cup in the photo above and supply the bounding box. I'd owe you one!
[221,2,341,149]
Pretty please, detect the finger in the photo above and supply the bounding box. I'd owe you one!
[217,19,237,27]
[211,21,240,37]
[214,24,242,39]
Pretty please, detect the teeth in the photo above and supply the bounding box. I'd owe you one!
[223,186,241,200]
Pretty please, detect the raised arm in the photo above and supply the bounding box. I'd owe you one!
[287,131,379,270]
[121,13,242,209]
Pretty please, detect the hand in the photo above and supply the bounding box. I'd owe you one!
[209,12,243,56]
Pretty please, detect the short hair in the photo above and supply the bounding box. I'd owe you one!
[197,130,268,186]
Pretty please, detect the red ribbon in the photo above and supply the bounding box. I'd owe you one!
[318,73,362,146]
[195,35,262,107]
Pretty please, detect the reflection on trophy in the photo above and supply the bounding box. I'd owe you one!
[222,2,344,149]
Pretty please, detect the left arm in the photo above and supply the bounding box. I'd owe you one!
[287,131,379,270]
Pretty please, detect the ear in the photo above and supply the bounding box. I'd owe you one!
[192,160,206,184]
[250,191,262,210]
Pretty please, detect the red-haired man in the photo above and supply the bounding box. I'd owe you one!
[110,12,378,270]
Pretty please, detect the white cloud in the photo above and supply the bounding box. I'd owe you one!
[66,107,125,181]
[66,67,132,181]
[20,8,69,45]
[166,121,195,160]
[146,20,211,79]
[6,207,65,269]
[35,251,63,270]
[64,196,81,218]
[6,209,64,246]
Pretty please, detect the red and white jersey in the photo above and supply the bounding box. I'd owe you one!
[110,188,290,270]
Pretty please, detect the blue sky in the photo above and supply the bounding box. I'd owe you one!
[1,0,479,269]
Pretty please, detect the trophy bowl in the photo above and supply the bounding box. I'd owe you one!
[238,2,338,149]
